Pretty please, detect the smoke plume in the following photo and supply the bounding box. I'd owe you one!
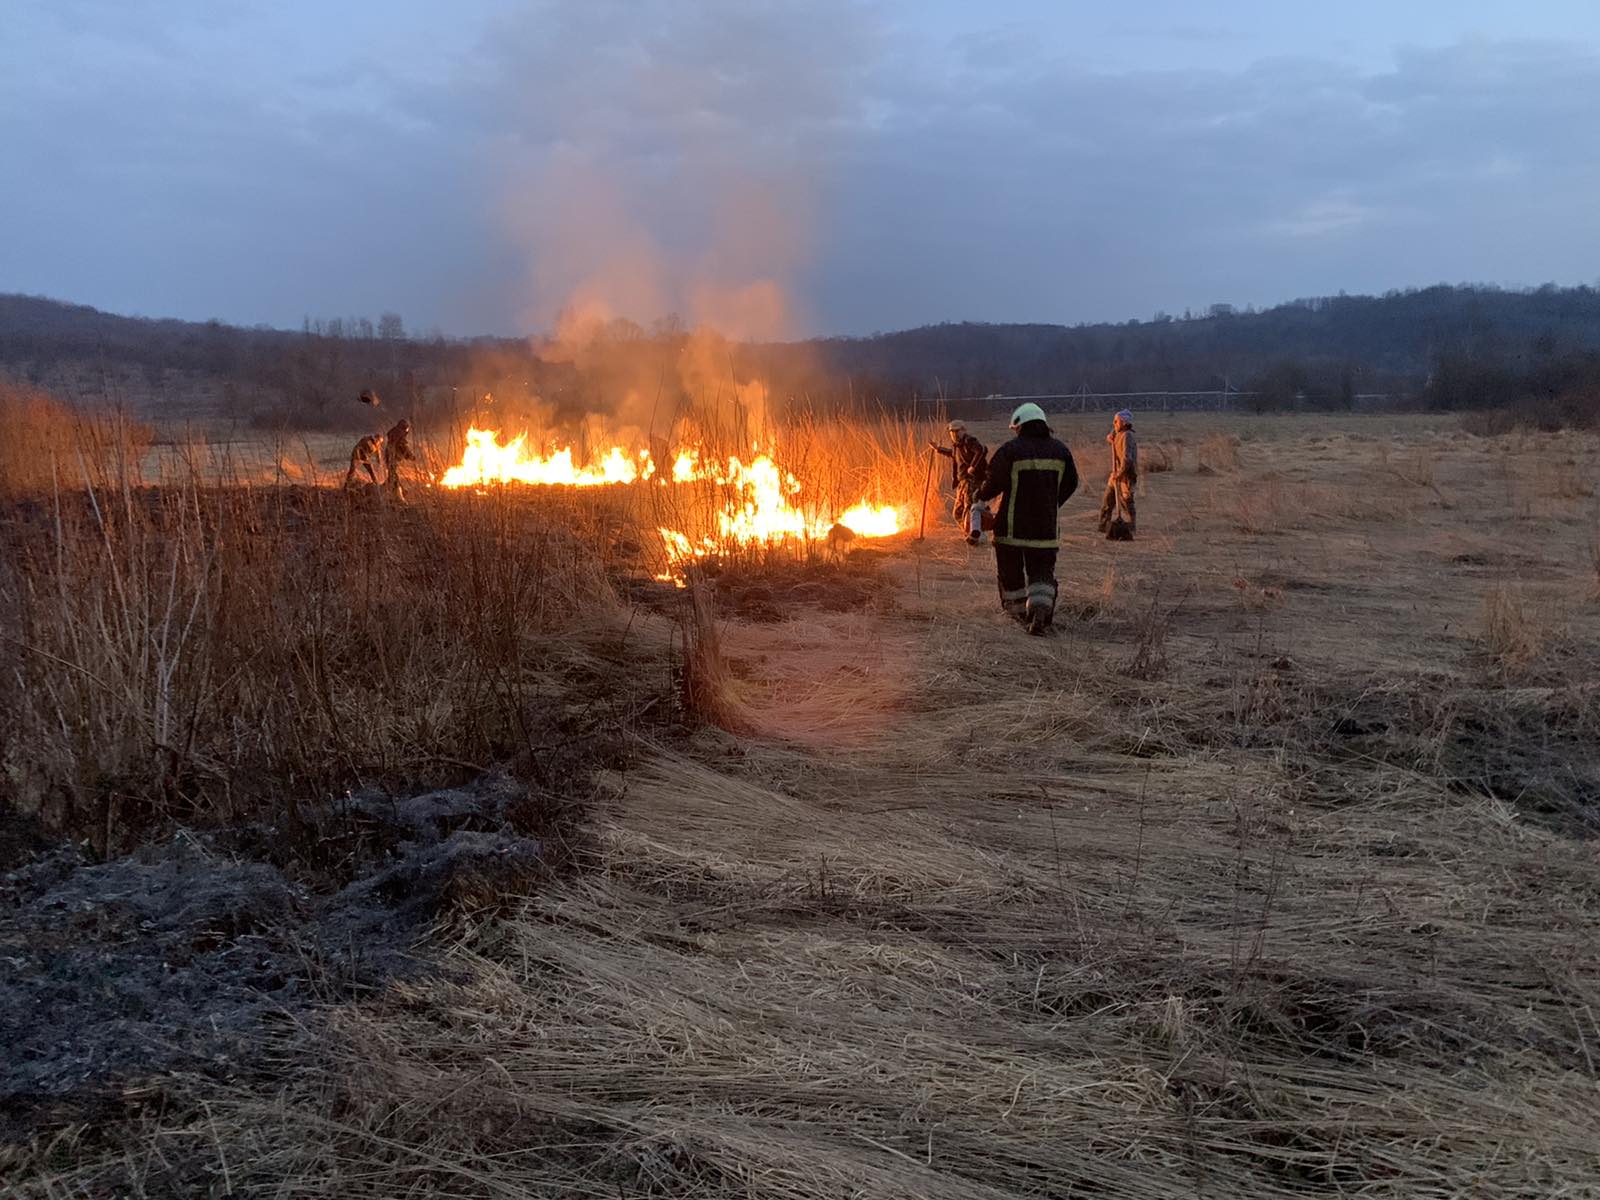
[476,0,880,433]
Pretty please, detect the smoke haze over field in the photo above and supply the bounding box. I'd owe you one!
[4,1,1600,336]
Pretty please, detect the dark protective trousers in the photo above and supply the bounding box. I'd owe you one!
[994,544,1058,624]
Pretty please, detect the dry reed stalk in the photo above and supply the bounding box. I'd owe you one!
[677,576,748,733]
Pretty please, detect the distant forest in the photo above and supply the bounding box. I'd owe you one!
[2,284,1599,430]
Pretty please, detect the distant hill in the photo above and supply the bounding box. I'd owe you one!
[801,285,1600,402]
[0,294,538,430]
[5,284,1600,424]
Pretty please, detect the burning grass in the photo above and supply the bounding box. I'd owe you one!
[438,409,923,582]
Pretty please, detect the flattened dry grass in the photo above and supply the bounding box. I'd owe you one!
[17,581,1600,1197]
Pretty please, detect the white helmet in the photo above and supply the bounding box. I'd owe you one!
[946,420,967,434]
[1010,402,1048,429]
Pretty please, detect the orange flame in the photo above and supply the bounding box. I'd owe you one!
[440,428,652,487]
[438,426,904,577]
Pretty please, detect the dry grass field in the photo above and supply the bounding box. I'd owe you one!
[7,411,1600,1197]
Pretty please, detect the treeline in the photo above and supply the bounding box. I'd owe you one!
[793,284,1600,407]
[5,284,1600,427]
[0,294,572,431]
[1424,344,1600,429]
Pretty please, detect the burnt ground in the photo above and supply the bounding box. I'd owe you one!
[0,773,546,1140]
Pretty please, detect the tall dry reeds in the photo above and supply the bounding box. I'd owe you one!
[0,406,923,851]
[0,380,149,498]
[0,462,633,853]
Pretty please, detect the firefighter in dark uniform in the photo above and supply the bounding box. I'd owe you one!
[974,402,1079,635]
[929,420,989,545]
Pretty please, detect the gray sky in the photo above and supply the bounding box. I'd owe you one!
[4,0,1599,336]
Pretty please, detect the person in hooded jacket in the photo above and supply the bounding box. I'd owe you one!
[1098,409,1138,534]
[974,403,1079,634]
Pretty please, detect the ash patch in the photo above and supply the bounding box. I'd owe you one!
[0,773,546,1139]
[1205,670,1600,837]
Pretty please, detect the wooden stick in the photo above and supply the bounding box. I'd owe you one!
[917,446,936,540]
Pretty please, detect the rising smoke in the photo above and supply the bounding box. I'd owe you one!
[475,0,881,440]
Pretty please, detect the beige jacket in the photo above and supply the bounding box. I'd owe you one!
[1108,427,1137,481]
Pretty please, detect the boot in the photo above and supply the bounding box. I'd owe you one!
[1025,596,1055,635]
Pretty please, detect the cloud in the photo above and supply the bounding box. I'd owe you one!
[808,36,1600,329]
[3,3,1598,336]
[1267,198,1383,239]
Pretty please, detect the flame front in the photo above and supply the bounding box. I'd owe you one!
[440,428,652,487]
[438,427,904,577]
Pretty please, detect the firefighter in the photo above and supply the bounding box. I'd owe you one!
[1097,409,1138,535]
[383,418,415,499]
[345,432,385,487]
[974,402,1078,635]
[928,420,989,545]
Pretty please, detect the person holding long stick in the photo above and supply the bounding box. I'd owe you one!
[928,420,990,545]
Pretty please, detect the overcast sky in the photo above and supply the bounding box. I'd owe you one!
[4,0,1599,336]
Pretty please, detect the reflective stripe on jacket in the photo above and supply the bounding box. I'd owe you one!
[975,429,1079,548]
